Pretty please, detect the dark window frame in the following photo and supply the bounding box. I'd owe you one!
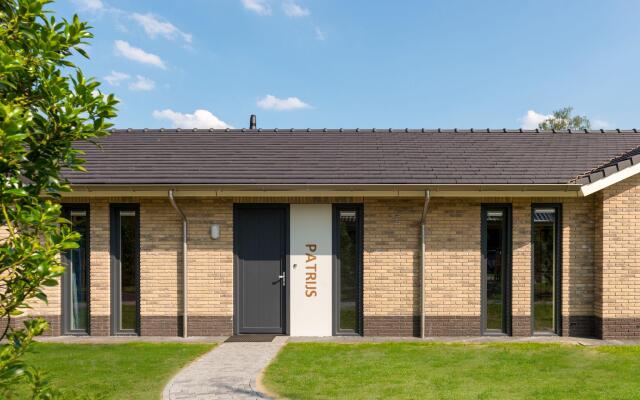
[61,203,90,336]
[110,203,140,336]
[530,203,563,336]
[481,204,513,336]
[332,204,364,336]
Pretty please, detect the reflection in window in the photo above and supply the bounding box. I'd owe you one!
[485,210,505,332]
[533,208,557,333]
[119,211,137,331]
[338,210,358,332]
[66,210,88,333]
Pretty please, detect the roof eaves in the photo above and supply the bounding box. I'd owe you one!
[572,143,640,185]
[108,128,640,135]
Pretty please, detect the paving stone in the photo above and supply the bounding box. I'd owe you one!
[163,336,286,400]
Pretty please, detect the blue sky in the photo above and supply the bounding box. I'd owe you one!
[56,0,640,129]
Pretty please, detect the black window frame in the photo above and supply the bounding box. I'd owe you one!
[61,203,90,336]
[332,204,364,336]
[110,203,140,336]
[530,203,563,336]
[481,204,513,336]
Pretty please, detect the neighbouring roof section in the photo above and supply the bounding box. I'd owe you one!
[573,144,640,184]
[63,129,640,186]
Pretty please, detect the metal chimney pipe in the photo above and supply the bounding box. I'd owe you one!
[249,114,257,130]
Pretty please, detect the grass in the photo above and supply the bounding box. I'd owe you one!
[263,342,640,399]
[6,342,214,400]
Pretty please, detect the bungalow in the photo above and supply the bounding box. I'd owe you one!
[22,124,640,339]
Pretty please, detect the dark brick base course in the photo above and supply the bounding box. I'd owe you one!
[89,315,110,336]
[424,316,481,336]
[0,315,61,336]
[135,316,233,336]
[138,316,232,336]
[565,315,595,338]
[512,316,532,337]
[364,316,420,337]
[596,317,640,339]
[140,316,182,336]
[188,316,233,336]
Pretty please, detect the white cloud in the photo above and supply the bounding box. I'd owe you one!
[283,1,309,17]
[519,110,551,129]
[128,75,155,91]
[257,94,312,111]
[241,0,271,15]
[152,109,232,129]
[592,119,611,129]
[131,13,192,43]
[314,26,326,41]
[114,40,166,69]
[72,0,103,11]
[104,71,130,86]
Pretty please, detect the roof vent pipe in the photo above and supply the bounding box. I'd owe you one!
[249,114,257,130]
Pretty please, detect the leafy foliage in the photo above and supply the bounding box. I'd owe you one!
[538,106,591,130]
[0,0,117,396]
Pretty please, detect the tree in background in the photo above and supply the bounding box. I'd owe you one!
[538,106,591,130]
[0,0,117,396]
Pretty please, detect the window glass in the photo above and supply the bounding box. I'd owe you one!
[533,208,556,333]
[338,210,358,331]
[68,210,88,332]
[485,210,504,331]
[119,211,137,331]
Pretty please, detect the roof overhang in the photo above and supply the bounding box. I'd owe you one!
[580,161,640,197]
[62,183,583,198]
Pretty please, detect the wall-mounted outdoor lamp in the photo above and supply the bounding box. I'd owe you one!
[210,224,220,240]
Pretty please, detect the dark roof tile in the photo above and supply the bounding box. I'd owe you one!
[63,129,640,186]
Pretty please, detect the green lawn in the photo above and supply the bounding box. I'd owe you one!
[263,342,640,399]
[5,342,214,400]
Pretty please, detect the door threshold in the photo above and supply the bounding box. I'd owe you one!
[225,334,277,343]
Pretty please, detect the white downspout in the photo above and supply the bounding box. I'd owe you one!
[420,190,430,339]
[169,189,188,338]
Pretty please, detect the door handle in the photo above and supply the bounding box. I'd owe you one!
[278,272,286,287]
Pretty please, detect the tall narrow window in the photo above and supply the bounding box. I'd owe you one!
[482,205,512,335]
[62,205,89,334]
[111,205,140,335]
[333,205,363,335]
[532,206,561,334]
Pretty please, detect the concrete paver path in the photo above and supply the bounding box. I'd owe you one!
[163,336,286,400]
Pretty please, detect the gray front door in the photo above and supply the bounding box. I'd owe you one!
[234,205,287,334]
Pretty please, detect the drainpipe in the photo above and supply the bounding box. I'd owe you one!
[169,189,188,338]
[420,190,430,339]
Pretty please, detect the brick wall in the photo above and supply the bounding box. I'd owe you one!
[561,196,597,337]
[362,198,422,336]
[422,198,481,336]
[596,174,640,338]
[511,199,532,336]
[11,194,607,338]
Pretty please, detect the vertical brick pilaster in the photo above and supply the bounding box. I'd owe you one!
[512,200,532,336]
[89,199,111,335]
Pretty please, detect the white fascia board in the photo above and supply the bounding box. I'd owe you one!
[61,186,582,198]
[580,162,640,197]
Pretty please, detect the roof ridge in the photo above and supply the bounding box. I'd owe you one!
[572,142,640,184]
[109,128,640,134]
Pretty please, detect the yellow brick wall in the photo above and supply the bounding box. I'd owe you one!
[15,194,600,337]
[597,174,640,337]
[423,198,480,317]
[562,196,597,318]
[363,198,421,318]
